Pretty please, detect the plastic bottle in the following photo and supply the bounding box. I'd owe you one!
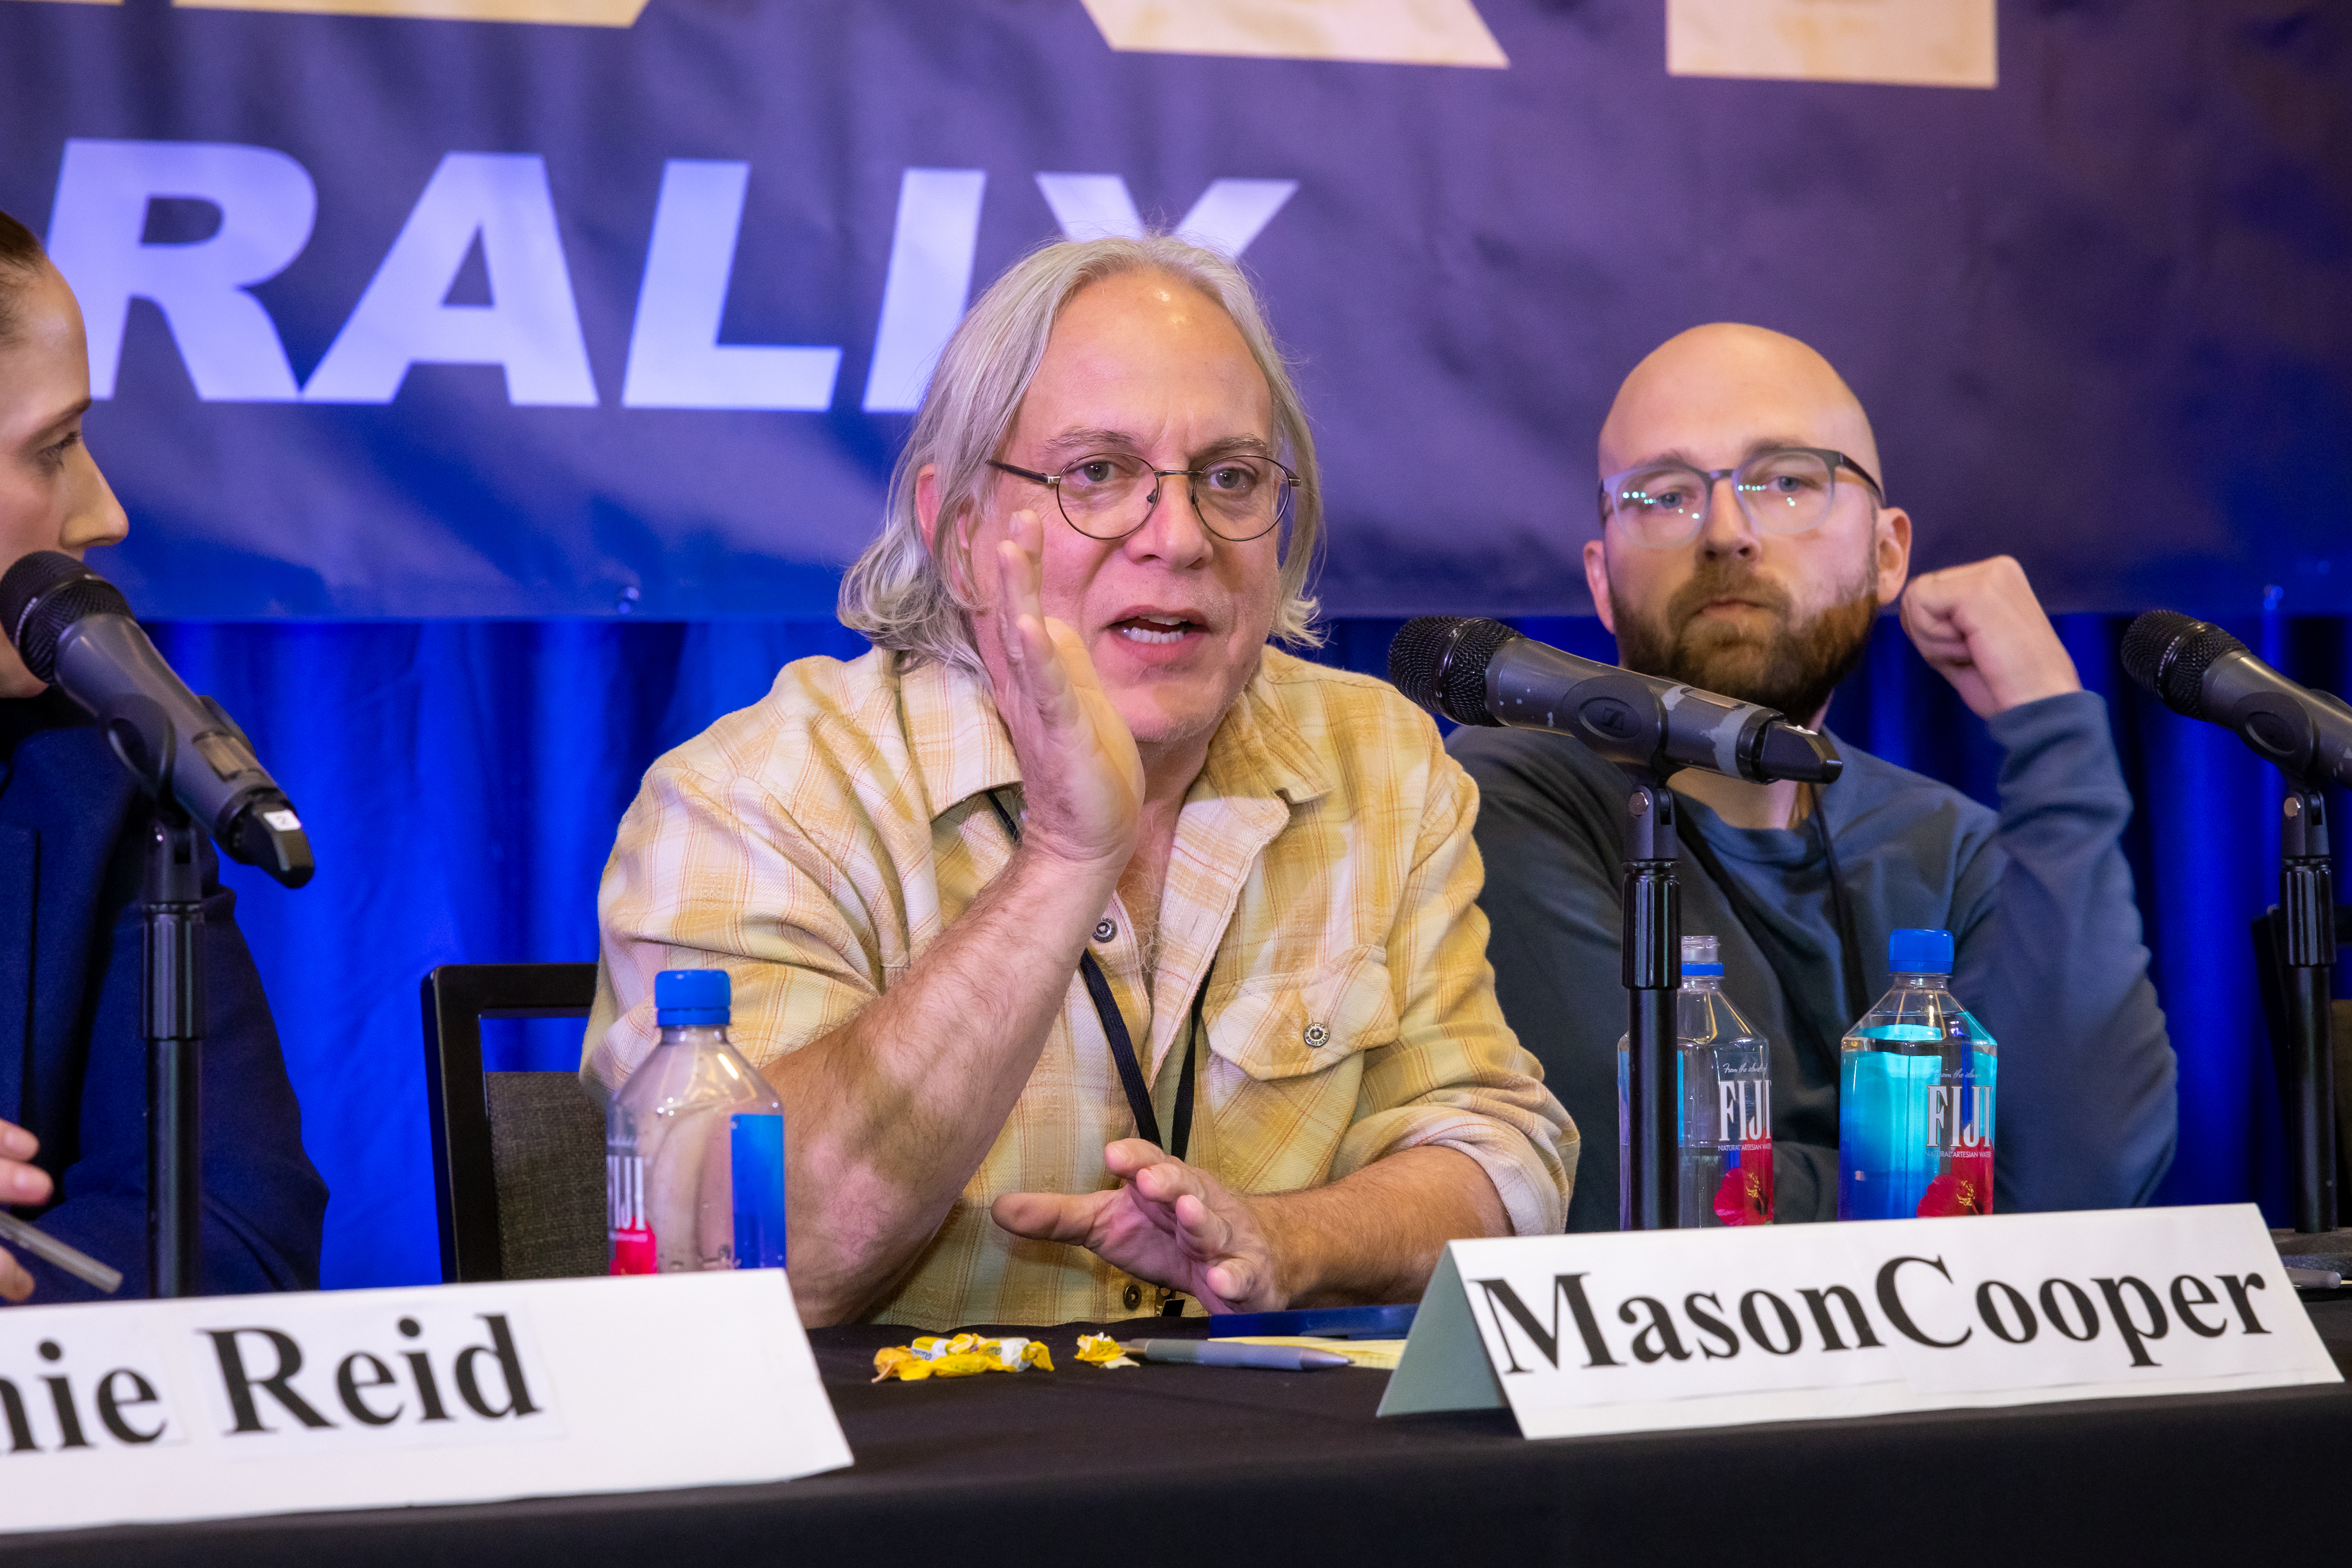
[607,969,787,1273]
[1838,928,1996,1220]
[1617,935,1776,1228]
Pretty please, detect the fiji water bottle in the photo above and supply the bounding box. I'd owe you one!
[607,969,787,1273]
[1617,935,1776,1227]
[1838,929,1996,1219]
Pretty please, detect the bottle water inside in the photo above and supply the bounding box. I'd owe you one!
[607,968,787,1273]
[1838,928,1996,1220]
[1617,935,1775,1228]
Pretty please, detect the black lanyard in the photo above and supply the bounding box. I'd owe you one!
[1675,776,1872,1062]
[986,791,1205,1162]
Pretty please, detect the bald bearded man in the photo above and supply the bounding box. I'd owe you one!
[1454,324,2176,1229]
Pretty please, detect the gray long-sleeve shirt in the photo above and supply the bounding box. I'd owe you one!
[1450,690,2177,1230]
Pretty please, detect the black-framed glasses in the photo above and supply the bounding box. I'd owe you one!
[1599,446,1885,549]
[986,452,1297,543]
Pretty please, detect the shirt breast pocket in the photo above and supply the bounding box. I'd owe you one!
[1205,947,1398,1081]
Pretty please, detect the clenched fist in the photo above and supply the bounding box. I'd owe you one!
[1900,555,2081,719]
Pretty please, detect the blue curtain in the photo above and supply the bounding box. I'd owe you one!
[146,614,2350,1290]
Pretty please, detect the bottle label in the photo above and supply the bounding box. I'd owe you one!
[1918,1073,1996,1216]
[1918,1147,1995,1217]
[1623,1049,1779,1228]
[729,1113,787,1270]
[1711,1077,1774,1226]
[607,1150,657,1275]
[1715,1077,1770,1144]
[1923,1083,1994,1152]
[1840,1046,1996,1220]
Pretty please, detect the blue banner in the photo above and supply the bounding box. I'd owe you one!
[2,0,2346,619]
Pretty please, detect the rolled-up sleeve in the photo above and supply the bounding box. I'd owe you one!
[1333,746,1578,1236]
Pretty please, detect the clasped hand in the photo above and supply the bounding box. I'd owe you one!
[0,1119,53,1303]
[992,1139,1286,1314]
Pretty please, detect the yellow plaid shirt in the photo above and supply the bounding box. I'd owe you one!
[584,645,1576,1327]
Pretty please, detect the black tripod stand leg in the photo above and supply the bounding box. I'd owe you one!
[1621,770,1681,1231]
[2281,788,2337,1236]
[143,811,204,1298]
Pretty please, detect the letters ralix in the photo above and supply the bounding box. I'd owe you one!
[1471,1259,2273,1376]
[42,140,1295,415]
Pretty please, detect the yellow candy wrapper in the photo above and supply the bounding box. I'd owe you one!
[874,1334,1057,1381]
[910,1333,983,1359]
[1075,1334,1137,1369]
[872,1346,932,1382]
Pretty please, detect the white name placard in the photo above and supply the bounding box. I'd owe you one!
[0,1270,851,1534]
[1379,1204,2341,1439]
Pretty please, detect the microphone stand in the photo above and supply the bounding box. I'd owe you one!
[1620,767,1681,1231]
[101,697,204,1297]
[2279,785,2337,1235]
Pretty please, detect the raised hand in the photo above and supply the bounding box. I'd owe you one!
[991,507,1146,873]
[991,1139,1285,1314]
[1900,555,2081,719]
[0,1120,52,1303]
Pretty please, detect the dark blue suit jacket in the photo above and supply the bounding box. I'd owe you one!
[0,689,325,1300]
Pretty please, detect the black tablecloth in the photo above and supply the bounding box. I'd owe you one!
[8,1298,2351,1567]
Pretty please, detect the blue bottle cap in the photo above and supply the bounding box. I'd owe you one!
[1888,928,1953,975]
[654,968,731,1026]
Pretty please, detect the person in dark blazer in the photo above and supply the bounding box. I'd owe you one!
[0,207,325,1300]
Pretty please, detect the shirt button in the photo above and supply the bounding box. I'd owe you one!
[1122,1282,1142,1311]
[1095,920,1117,943]
[1303,1023,1331,1049]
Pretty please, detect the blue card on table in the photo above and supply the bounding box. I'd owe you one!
[1207,1304,1417,1339]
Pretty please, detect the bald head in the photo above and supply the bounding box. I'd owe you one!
[1581,322,1912,731]
[1599,323,1882,492]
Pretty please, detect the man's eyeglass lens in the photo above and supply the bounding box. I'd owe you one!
[1050,453,1292,541]
[1607,449,1843,546]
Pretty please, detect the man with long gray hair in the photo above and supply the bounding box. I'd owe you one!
[585,235,1574,1328]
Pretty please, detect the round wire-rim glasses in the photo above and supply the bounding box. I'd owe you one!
[1598,446,1885,549]
[986,452,1298,543]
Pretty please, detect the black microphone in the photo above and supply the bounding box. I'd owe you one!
[2122,610,2352,788]
[1388,615,1843,785]
[1,551,314,887]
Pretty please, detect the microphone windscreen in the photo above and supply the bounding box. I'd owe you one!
[2121,609,2245,719]
[0,550,131,685]
[1388,615,1517,726]
[1386,615,1461,711]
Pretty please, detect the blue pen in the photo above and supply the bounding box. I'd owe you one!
[1129,1339,1352,1371]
